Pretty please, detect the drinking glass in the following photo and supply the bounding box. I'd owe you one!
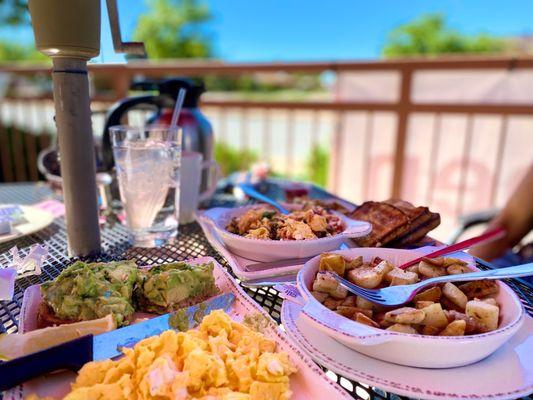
[110,125,181,247]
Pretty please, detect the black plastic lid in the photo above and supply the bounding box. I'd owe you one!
[158,78,205,107]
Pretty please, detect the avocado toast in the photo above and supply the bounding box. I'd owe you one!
[37,260,219,328]
[134,261,219,314]
[38,260,138,328]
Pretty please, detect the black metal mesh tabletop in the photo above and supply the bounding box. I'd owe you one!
[0,182,532,400]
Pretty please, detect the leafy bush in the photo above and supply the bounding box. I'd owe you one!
[214,141,329,188]
[306,145,329,188]
[214,142,258,176]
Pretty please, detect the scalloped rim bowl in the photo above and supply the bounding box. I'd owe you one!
[202,204,372,262]
[296,247,525,368]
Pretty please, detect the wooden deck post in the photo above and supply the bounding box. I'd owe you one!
[111,73,130,100]
[391,68,413,199]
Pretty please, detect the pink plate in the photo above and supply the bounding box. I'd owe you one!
[4,257,352,400]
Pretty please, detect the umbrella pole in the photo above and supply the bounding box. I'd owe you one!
[28,0,143,256]
[51,58,101,256]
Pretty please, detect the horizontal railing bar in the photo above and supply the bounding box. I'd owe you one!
[410,103,533,114]
[1,95,116,103]
[203,100,399,111]
[4,96,533,115]
[203,100,533,115]
[2,55,533,75]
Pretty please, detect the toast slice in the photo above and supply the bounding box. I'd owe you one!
[37,303,79,329]
[385,199,440,246]
[135,288,219,315]
[349,200,441,247]
[349,201,411,247]
[134,262,219,315]
[389,213,441,247]
[37,302,135,329]
[384,199,434,228]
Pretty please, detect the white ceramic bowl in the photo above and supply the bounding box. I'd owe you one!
[296,247,525,368]
[202,204,372,262]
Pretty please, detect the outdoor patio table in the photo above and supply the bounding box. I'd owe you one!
[0,181,531,400]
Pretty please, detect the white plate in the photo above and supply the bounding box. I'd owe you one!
[4,257,351,400]
[282,300,533,400]
[198,209,361,281]
[202,204,371,262]
[0,205,54,244]
[297,247,525,368]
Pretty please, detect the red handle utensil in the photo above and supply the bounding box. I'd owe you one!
[399,227,507,270]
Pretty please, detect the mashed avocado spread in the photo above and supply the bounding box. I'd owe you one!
[41,260,138,327]
[135,262,218,313]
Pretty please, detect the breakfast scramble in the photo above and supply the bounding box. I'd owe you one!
[311,254,501,336]
[47,310,296,400]
[226,205,343,240]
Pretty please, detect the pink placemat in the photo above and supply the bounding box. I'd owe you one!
[7,256,352,400]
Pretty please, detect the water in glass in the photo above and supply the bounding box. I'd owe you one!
[111,126,181,247]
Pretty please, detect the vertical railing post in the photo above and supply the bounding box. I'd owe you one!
[391,68,413,199]
[240,107,247,150]
[490,115,509,208]
[111,70,130,100]
[362,111,374,200]
[456,114,474,217]
[0,101,14,183]
[425,113,442,204]
[328,110,344,193]
[218,107,226,143]
[286,109,294,177]
[328,68,343,193]
[263,108,270,164]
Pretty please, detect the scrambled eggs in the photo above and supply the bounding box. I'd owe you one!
[62,310,296,400]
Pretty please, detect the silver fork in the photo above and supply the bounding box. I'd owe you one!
[329,263,533,307]
[238,182,290,214]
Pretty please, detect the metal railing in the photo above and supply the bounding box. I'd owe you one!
[1,56,532,236]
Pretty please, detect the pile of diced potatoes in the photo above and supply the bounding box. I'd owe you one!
[311,254,501,336]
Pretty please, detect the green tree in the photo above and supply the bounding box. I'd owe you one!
[0,0,27,25]
[382,14,505,58]
[0,41,47,62]
[133,0,213,59]
[0,0,47,62]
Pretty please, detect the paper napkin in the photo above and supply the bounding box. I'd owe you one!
[0,244,48,301]
[9,244,48,277]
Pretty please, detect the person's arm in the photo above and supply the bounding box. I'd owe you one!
[470,165,533,261]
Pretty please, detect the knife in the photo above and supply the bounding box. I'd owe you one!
[398,227,506,270]
[241,273,298,287]
[244,256,314,271]
[0,293,235,391]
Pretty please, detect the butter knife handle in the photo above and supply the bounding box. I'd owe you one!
[0,334,93,391]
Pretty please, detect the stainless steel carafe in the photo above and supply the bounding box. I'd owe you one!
[101,78,214,192]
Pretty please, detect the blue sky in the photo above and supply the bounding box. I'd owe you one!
[5,0,533,63]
